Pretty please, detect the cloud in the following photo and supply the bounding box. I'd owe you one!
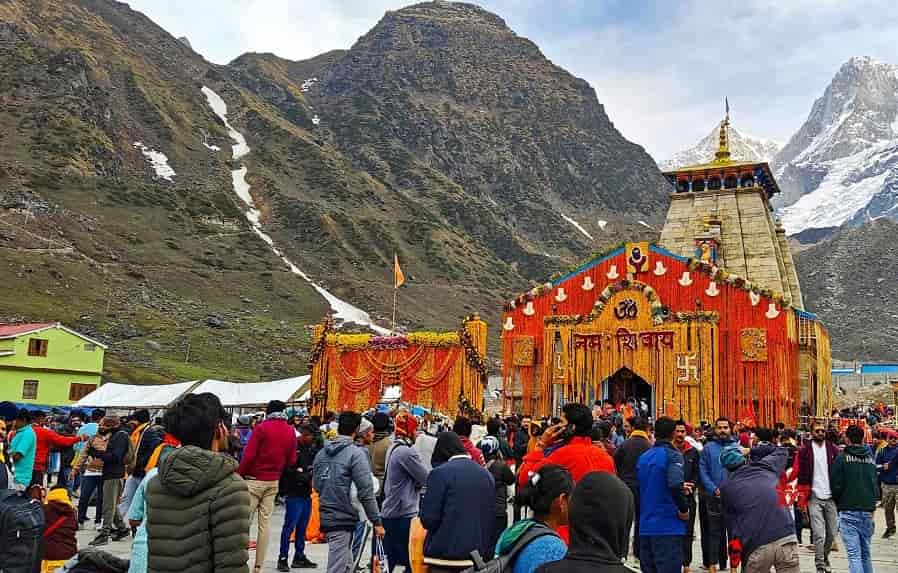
[127,0,898,159]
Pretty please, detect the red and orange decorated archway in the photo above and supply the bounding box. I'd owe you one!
[308,315,487,415]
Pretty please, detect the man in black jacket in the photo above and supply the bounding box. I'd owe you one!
[118,409,165,522]
[676,420,701,573]
[613,416,651,558]
[277,425,318,571]
[89,416,131,546]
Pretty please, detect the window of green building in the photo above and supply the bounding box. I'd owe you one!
[69,383,97,401]
[28,338,48,357]
[22,379,39,400]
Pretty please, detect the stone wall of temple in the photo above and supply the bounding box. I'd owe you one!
[658,186,805,307]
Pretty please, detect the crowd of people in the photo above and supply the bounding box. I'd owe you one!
[1,397,897,573]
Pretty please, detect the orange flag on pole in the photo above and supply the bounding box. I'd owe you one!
[394,254,405,288]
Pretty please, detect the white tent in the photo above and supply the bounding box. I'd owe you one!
[190,375,310,408]
[73,380,200,409]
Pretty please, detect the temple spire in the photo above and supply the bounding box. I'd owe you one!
[714,98,732,163]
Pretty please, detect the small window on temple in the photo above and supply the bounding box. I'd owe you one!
[677,180,690,193]
[724,175,738,189]
[28,338,48,357]
[84,343,97,352]
[707,178,721,190]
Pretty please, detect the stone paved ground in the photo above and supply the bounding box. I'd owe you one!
[77,503,898,572]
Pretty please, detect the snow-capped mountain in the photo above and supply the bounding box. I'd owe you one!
[774,56,898,234]
[659,125,781,170]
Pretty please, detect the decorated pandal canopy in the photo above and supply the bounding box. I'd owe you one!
[308,315,487,415]
[500,242,832,426]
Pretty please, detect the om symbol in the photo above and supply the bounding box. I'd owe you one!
[614,298,638,320]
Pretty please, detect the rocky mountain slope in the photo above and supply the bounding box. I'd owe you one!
[659,124,781,170]
[795,219,898,361]
[0,0,669,382]
[774,57,898,234]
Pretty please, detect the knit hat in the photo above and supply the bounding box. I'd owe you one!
[99,415,121,430]
[358,418,374,437]
[479,435,500,459]
[720,444,746,470]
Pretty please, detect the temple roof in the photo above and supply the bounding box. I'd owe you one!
[661,116,781,199]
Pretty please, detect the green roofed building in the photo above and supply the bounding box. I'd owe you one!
[0,322,106,406]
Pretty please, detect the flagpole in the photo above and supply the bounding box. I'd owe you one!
[392,286,398,332]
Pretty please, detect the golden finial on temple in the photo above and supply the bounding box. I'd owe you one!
[714,97,731,163]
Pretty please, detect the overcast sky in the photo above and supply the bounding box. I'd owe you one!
[128,0,898,159]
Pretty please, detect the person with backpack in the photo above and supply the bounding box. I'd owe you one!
[494,464,571,573]
[118,409,164,520]
[381,411,429,573]
[480,436,517,553]
[535,472,635,573]
[313,411,384,573]
[87,416,132,546]
[42,485,78,571]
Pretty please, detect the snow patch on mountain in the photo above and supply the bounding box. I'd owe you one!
[780,141,897,233]
[773,56,898,233]
[200,85,389,334]
[561,213,593,240]
[133,142,175,181]
[659,125,781,170]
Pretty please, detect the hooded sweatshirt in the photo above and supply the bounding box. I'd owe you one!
[719,448,795,563]
[146,446,251,573]
[382,437,429,519]
[831,444,878,512]
[535,472,634,573]
[312,435,381,532]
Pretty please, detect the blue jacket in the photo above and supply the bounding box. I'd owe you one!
[876,445,898,485]
[720,448,794,562]
[699,436,736,493]
[420,456,495,560]
[637,441,686,536]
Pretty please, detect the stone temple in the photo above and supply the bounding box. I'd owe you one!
[500,112,831,424]
[660,114,803,309]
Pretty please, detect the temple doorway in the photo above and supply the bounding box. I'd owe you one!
[603,367,653,418]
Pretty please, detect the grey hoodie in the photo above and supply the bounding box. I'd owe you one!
[313,435,381,532]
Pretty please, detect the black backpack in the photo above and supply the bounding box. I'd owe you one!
[464,524,557,573]
[0,489,45,573]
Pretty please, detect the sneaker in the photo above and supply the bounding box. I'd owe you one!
[277,558,290,572]
[94,521,103,531]
[292,557,318,569]
[112,528,131,541]
[89,534,109,547]
[883,528,896,539]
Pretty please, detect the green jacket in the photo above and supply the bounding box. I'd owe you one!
[147,446,250,573]
[830,445,878,512]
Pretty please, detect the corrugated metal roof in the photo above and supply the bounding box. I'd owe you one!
[0,322,56,338]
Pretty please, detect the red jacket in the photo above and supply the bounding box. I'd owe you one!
[237,417,297,481]
[460,436,485,466]
[33,426,80,472]
[517,436,616,487]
